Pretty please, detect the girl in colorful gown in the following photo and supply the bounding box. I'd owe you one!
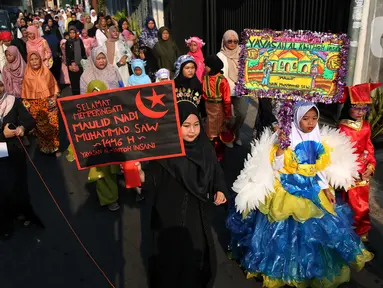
[227,101,373,287]
[338,82,381,242]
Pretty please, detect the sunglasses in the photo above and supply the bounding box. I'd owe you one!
[227,40,238,44]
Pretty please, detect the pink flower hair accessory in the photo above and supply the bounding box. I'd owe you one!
[185,37,206,48]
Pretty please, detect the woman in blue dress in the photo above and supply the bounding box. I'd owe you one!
[227,101,373,287]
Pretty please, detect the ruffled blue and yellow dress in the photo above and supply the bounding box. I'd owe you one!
[227,139,373,288]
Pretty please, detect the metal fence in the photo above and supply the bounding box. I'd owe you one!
[206,0,351,54]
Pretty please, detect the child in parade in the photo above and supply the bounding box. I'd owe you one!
[227,101,373,287]
[155,68,170,82]
[202,55,232,160]
[66,80,121,211]
[338,82,381,242]
[127,59,152,86]
[185,36,205,82]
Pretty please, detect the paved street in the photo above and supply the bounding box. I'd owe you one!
[0,91,382,288]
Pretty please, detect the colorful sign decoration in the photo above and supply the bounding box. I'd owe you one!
[58,81,185,170]
[236,29,349,104]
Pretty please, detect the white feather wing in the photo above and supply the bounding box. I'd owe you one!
[320,125,359,190]
[233,128,277,213]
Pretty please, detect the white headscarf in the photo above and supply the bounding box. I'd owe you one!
[90,9,97,24]
[155,68,170,82]
[290,101,321,149]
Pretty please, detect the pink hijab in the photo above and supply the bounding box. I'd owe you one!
[2,46,26,98]
[186,36,205,82]
[26,26,43,52]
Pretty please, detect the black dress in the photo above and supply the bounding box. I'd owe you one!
[65,38,87,95]
[0,99,41,237]
[143,157,227,288]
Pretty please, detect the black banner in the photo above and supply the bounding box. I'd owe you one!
[57,81,185,170]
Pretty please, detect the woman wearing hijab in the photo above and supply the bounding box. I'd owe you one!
[43,24,61,82]
[95,17,109,47]
[80,46,123,94]
[26,25,52,69]
[127,59,151,86]
[153,27,180,78]
[186,37,205,82]
[217,30,248,147]
[174,55,203,115]
[21,52,60,155]
[2,46,26,98]
[227,101,373,287]
[33,19,44,36]
[47,15,62,41]
[138,16,158,49]
[136,91,228,288]
[60,9,67,29]
[105,25,133,86]
[0,74,44,240]
[90,9,98,24]
[84,14,94,31]
[57,13,66,37]
[44,14,62,41]
[65,26,87,95]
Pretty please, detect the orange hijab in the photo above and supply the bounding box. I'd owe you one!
[21,52,60,99]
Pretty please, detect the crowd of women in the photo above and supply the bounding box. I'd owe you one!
[0,4,379,288]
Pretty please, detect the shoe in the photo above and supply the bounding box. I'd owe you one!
[225,142,234,148]
[107,202,120,211]
[235,139,242,146]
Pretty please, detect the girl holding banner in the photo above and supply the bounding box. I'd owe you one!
[136,91,228,287]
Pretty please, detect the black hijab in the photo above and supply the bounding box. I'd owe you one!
[204,55,224,75]
[174,60,202,95]
[158,101,218,202]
